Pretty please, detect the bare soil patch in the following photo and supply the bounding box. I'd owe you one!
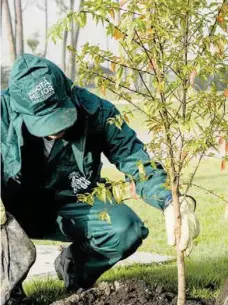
[50,279,215,305]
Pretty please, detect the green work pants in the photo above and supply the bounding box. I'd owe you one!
[56,198,149,289]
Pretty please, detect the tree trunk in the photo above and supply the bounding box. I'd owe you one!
[172,184,186,305]
[42,0,48,57]
[55,0,69,72]
[13,0,17,52]
[2,0,16,63]
[0,0,2,37]
[74,0,84,50]
[69,0,75,79]
[35,0,48,57]
[69,0,83,80]
[62,30,68,73]
[15,0,24,56]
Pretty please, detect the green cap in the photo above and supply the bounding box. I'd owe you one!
[9,54,77,137]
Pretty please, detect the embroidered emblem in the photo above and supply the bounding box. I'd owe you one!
[28,77,55,103]
[69,171,91,194]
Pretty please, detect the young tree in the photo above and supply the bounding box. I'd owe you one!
[49,1,228,304]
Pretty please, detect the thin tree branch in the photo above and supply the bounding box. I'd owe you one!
[185,183,228,204]
[182,1,189,120]
[194,0,226,63]
[75,52,153,99]
[97,52,155,77]
[120,41,156,102]
[182,154,204,201]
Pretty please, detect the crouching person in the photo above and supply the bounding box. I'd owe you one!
[1,54,200,293]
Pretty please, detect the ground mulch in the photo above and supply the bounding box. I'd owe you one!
[50,279,215,305]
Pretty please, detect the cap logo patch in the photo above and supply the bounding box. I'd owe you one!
[28,78,55,103]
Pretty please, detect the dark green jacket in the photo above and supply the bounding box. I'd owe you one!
[1,87,171,210]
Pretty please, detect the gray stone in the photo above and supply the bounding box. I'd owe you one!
[216,279,228,305]
[1,213,36,305]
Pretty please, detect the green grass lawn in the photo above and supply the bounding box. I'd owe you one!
[100,158,228,300]
[25,158,228,304]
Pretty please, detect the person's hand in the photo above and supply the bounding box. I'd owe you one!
[121,181,139,201]
[164,195,200,256]
[0,198,7,226]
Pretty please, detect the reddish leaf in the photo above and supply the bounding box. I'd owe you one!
[120,0,129,6]
[226,141,228,154]
[130,181,139,200]
[218,137,224,145]
[217,15,224,24]
[113,28,124,40]
[100,85,106,96]
[110,62,116,73]
[224,89,228,98]
[221,160,226,171]
[190,70,197,86]
[123,113,130,124]
[147,28,153,34]
[149,58,158,71]
[181,151,188,161]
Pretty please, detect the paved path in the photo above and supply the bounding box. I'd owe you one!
[26,245,174,281]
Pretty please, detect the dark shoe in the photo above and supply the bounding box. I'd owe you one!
[54,245,95,292]
[54,251,80,292]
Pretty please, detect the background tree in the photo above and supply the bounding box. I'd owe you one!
[68,0,84,79]
[15,0,23,55]
[33,0,48,57]
[55,0,84,77]
[2,0,17,63]
[50,1,228,304]
[55,0,69,72]
[26,0,49,57]
[2,0,24,63]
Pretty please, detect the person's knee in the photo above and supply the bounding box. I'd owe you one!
[89,219,144,259]
[112,210,149,257]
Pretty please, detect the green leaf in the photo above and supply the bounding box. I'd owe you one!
[136,161,147,181]
[106,189,113,204]
[87,194,94,206]
[127,20,135,44]
[112,184,123,204]
[77,193,94,206]
[99,211,111,223]
[107,115,123,130]
[150,160,157,169]
[78,12,87,28]
[116,66,123,89]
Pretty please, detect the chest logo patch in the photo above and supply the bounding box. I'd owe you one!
[68,171,91,193]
